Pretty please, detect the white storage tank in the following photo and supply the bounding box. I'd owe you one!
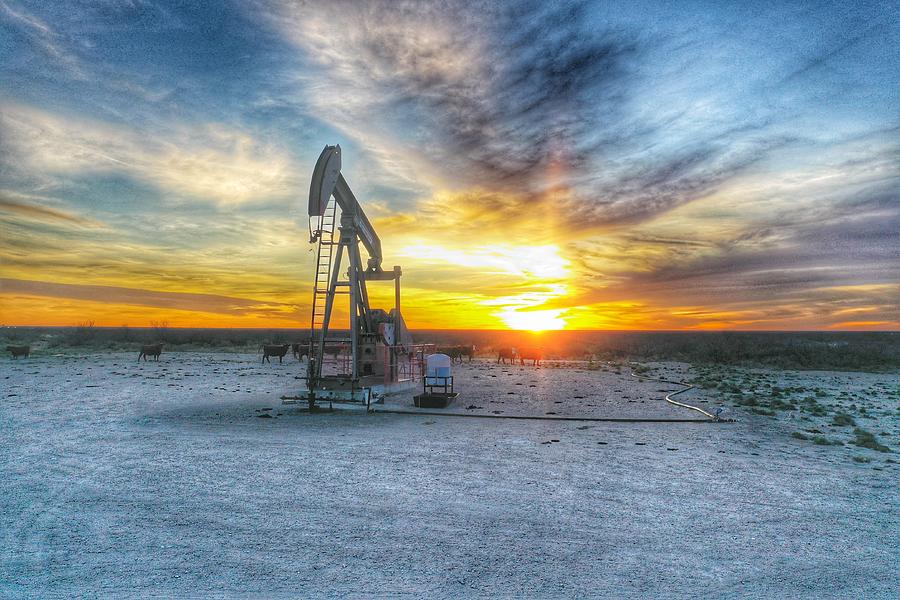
[426,353,452,385]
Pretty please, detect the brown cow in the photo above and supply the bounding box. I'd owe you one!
[497,347,517,364]
[138,343,163,361]
[261,343,290,364]
[6,345,30,359]
[519,348,543,366]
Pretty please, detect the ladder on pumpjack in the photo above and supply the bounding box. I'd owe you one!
[309,196,339,381]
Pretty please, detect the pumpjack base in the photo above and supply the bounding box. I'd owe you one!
[413,392,459,409]
[288,375,419,411]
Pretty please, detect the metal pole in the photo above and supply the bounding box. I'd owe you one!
[394,265,401,344]
[349,240,359,380]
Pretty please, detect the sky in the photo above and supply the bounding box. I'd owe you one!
[0,0,898,331]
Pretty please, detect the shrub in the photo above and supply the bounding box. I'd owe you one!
[831,413,856,427]
[852,428,891,452]
[67,320,96,346]
[812,436,841,446]
[800,398,828,416]
[770,399,796,411]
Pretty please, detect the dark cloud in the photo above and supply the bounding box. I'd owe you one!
[303,0,813,229]
[779,23,886,85]
[431,2,638,186]
[583,183,900,309]
[374,1,640,191]
[565,136,797,229]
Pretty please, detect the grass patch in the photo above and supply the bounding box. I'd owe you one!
[769,398,796,411]
[793,432,841,446]
[799,397,828,416]
[719,381,742,394]
[831,413,856,427]
[812,436,841,446]
[851,428,891,453]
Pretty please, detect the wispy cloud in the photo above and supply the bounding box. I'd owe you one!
[0,191,106,227]
[0,103,298,204]
[0,0,86,78]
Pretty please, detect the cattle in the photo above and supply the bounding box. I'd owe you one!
[138,343,163,362]
[301,344,348,366]
[323,344,346,359]
[6,345,30,359]
[291,342,310,361]
[437,344,476,364]
[519,347,543,367]
[497,347,517,364]
[454,344,475,363]
[261,344,291,364]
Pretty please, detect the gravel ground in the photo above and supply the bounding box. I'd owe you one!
[381,360,696,419]
[1,353,897,598]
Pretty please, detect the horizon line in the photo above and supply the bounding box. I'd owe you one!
[1,325,897,334]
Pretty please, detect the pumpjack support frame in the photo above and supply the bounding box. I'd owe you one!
[304,145,421,411]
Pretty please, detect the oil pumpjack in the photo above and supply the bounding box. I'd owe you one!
[304,145,423,410]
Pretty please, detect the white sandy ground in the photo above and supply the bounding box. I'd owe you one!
[1,353,897,599]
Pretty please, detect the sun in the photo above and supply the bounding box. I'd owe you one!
[498,308,567,331]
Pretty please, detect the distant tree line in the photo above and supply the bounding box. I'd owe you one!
[1,327,897,371]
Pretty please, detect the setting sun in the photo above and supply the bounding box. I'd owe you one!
[496,307,567,331]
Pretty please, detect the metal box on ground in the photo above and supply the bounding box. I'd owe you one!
[413,353,459,408]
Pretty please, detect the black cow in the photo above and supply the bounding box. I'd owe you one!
[139,343,163,361]
[497,347,517,364]
[439,344,475,363]
[291,342,310,361]
[519,347,543,366]
[6,345,30,359]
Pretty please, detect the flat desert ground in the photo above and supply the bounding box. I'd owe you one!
[2,353,897,598]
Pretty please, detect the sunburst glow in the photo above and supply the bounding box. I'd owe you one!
[496,308,567,331]
[400,244,573,329]
[399,244,569,279]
